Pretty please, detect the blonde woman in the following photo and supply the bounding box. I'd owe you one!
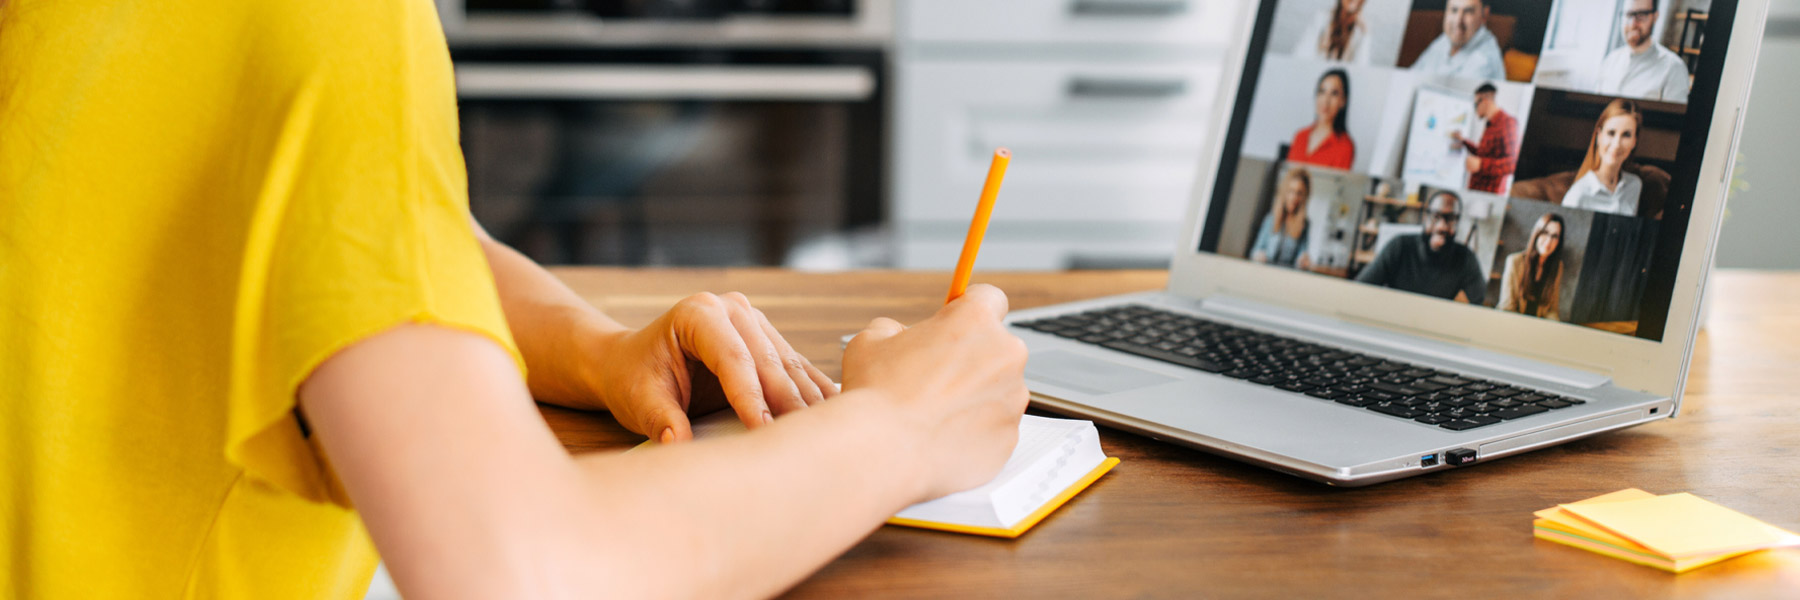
[1251,167,1315,268]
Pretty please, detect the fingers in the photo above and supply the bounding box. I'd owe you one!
[756,313,834,405]
[719,293,807,418]
[674,294,774,430]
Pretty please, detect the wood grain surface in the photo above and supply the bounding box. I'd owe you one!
[541,268,1800,598]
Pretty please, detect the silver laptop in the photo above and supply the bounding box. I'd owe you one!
[1009,0,1769,486]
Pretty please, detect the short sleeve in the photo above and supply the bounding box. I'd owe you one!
[222,0,524,506]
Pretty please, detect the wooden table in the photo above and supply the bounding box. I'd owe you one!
[543,268,1800,598]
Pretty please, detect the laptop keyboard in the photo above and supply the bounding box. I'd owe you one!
[1012,304,1585,432]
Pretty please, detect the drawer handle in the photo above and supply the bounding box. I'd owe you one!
[1068,0,1191,17]
[1068,77,1188,99]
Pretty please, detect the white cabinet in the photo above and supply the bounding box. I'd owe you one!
[905,0,1240,47]
[891,0,1246,269]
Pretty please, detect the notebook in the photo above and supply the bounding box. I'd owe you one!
[642,411,1117,538]
[1531,488,1800,573]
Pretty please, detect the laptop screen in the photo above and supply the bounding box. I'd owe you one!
[1195,0,1742,342]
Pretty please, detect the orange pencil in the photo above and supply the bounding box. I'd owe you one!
[947,147,1011,304]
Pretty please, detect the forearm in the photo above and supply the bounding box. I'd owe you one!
[477,232,625,409]
[568,392,924,599]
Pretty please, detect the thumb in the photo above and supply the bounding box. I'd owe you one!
[642,400,694,444]
[851,317,905,347]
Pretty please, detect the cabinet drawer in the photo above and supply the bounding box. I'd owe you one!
[903,0,1246,47]
[895,60,1220,222]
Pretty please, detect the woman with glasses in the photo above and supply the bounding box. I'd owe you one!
[1497,213,1567,320]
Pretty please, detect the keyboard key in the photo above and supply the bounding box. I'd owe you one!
[1368,403,1422,418]
[1560,396,1587,405]
[1439,416,1502,431]
[1493,405,1549,420]
[1428,375,1471,387]
[1336,396,1377,407]
[1101,340,1227,373]
[1305,389,1345,400]
[1275,381,1313,392]
[1536,399,1572,409]
[1415,413,1452,425]
[1369,382,1423,396]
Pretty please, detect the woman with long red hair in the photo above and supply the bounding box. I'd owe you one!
[1562,99,1645,216]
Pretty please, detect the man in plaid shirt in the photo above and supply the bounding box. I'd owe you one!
[1450,83,1519,195]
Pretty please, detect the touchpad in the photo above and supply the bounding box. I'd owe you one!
[1025,350,1177,396]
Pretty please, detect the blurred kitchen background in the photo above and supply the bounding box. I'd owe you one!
[435,0,1800,274]
[367,1,1798,596]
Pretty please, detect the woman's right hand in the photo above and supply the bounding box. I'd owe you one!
[840,284,1030,502]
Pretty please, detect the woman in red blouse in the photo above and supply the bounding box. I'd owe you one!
[1287,68,1356,170]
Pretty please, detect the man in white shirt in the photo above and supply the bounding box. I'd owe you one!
[1598,0,1691,104]
[1410,0,1507,81]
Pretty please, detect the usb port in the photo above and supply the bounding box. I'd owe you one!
[1420,454,1439,468]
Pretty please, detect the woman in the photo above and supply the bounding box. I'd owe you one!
[1251,167,1314,268]
[1562,99,1644,216]
[1498,213,1567,320]
[0,1,1028,598]
[1287,69,1357,170]
[1293,0,1371,65]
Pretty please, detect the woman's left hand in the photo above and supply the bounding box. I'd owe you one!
[580,292,837,443]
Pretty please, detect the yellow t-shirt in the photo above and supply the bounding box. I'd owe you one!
[0,1,521,597]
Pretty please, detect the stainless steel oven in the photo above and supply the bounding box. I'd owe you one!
[439,0,890,266]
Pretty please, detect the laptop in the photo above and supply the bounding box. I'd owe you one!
[1008,0,1770,486]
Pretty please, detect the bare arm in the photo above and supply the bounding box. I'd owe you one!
[470,220,836,440]
[301,285,1026,599]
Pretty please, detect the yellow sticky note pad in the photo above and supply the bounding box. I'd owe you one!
[1559,493,1784,559]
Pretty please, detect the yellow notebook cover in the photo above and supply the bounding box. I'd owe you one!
[636,410,1118,540]
[885,457,1118,539]
[1559,493,1787,559]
